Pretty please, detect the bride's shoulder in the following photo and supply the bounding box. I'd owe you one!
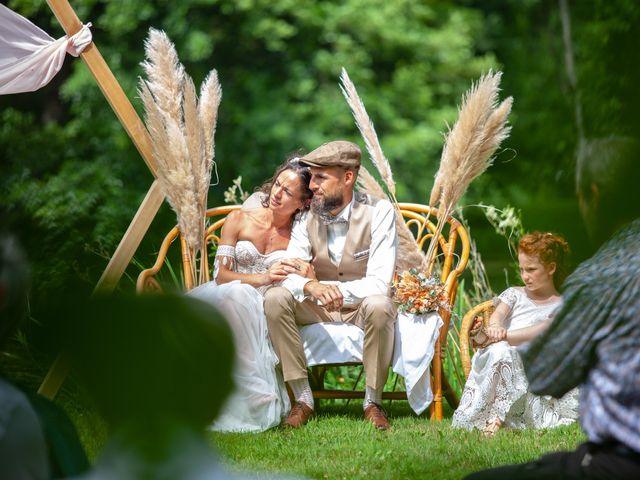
[242,207,270,223]
[223,209,252,234]
[225,209,245,225]
[227,208,261,222]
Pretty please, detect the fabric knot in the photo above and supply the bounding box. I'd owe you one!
[66,23,92,57]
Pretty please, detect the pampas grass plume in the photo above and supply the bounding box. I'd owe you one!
[139,29,223,285]
[426,71,512,267]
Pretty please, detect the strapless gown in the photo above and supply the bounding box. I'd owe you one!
[188,241,290,432]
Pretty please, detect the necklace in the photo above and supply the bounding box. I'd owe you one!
[260,208,292,252]
[264,225,290,252]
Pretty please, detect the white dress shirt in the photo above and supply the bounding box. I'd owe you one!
[282,194,397,305]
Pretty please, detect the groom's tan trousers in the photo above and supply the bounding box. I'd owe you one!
[264,287,396,390]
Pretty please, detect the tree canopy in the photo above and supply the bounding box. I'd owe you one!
[1,0,638,327]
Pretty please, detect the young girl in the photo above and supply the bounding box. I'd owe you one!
[453,232,579,436]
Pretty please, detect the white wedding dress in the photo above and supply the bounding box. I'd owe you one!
[452,287,579,431]
[188,241,290,432]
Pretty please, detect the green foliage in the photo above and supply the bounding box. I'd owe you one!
[478,203,525,285]
[464,0,640,208]
[572,0,640,137]
[0,108,145,320]
[443,279,473,397]
[3,0,638,348]
[1,0,498,329]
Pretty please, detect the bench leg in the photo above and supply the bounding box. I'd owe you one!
[430,338,443,421]
[442,369,459,410]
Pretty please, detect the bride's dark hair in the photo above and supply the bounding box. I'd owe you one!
[258,153,313,209]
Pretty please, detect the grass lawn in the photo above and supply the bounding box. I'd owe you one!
[63,391,584,479]
[9,347,585,480]
[209,402,585,480]
[8,295,583,480]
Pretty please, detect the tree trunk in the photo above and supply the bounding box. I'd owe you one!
[559,0,585,147]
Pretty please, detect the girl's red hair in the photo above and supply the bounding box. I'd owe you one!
[518,232,570,289]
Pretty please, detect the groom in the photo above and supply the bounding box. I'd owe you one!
[264,140,398,430]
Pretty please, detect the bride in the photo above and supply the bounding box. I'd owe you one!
[189,158,313,432]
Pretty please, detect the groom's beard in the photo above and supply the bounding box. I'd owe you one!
[312,191,344,222]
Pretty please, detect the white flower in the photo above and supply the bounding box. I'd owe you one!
[224,185,238,204]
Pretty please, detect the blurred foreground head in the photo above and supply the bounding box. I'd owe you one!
[576,136,640,245]
[63,294,234,429]
[0,234,30,349]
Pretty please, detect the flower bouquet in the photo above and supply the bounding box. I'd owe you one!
[393,269,450,315]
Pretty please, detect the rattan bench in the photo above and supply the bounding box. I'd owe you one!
[137,202,469,420]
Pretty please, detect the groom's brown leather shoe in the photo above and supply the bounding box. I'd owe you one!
[282,402,314,428]
[364,403,390,430]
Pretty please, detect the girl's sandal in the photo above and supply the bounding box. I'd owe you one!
[482,418,502,437]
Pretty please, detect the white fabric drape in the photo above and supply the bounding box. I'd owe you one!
[0,4,92,95]
[301,310,442,415]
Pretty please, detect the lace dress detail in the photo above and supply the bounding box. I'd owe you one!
[453,287,579,431]
[187,241,290,432]
[495,287,518,309]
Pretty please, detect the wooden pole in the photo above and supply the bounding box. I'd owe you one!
[94,181,164,294]
[38,0,164,398]
[45,0,157,174]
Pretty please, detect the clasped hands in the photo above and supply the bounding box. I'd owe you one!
[470,317,507,349]
[486,324,507,343]
[266,259,343,311]
[263,258,315,284]
[304,280,343,311]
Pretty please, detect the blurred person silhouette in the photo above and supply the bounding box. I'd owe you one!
[465,137,640,479]
[63,293,305,480]
[0,233,49,479]
[0,232,88,479]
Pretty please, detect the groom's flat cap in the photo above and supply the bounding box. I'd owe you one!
[299,140,361,169]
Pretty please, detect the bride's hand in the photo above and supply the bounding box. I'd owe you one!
[280,259,316,280]
[262,262,289,285]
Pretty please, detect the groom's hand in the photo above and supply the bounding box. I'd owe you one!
[304,281,343,311]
